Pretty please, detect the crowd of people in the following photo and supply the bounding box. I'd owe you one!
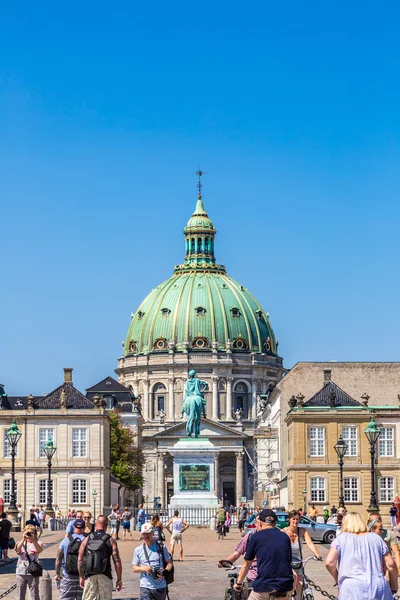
[4,501,400,600]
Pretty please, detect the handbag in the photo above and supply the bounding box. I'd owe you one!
[8,537,16,550]
[24,543,43,577]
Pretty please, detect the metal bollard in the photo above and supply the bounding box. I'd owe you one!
[40,570,52,600]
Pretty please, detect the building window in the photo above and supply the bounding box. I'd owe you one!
[160,308,171,317]
[39,479,49,504]
[39,429,55,458]
[232,337,248,349]
[72,429,87,458]
[230,307,240,317]
[195,307,206,316]
[72,479,87,504]
[344,477,359,502]
[342,426,358,457]
[379,428,394,457]
[3,479,18,503]
[310,477,326,502]
[309,427,325,457]
[154,338,168,350]
[157,396,165,413]
[379,477,395,502]
[192,337,209,348]
[104,396,115,410]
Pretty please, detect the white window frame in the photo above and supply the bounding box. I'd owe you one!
[379,428,394,457]
[310,476,326,502]
[343,477,359,502]
[39,428,55,458]
[72,428,87,458]
[72,479,87,504]
[342,426,358,457]
[309,427,325,457]
[379,477,395,502]
[39,479,49,505]
[3,478,18,503]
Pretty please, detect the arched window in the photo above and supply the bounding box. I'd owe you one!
[230,307,241,318]
[233,382,249,418]
[198,237,203,253]
[195,306,206,317]
[128,340,137,353]
[191,238,195,253]
[160,308,171,317]
[204,237,209,254]
[152,383,166,419]
[154,338,168,350]
[232,337,248,350]
[192,337,210,349]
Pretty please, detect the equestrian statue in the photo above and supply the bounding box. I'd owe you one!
[181,369,208,438]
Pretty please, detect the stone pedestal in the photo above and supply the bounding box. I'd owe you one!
[168,438,219,507]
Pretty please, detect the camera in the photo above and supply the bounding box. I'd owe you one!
[151,568,162,579]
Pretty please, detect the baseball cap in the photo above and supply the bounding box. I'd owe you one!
[258,509,277,523]
[141,523,154,534]
[74,518,85,529]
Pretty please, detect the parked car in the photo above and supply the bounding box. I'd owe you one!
[244,511,336,543]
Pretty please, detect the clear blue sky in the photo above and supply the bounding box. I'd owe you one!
[1,1,400,395]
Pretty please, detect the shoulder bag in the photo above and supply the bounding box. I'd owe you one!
[24,543,43,577]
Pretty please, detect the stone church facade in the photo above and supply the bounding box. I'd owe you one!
[116,191,284,507]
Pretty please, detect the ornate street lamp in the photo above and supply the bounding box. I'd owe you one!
[334,436,348,508]
[43,438,57,515]
[364,417,381,511]
[6,420,22,517]
[92,489,97,519]
[302,487,307,514]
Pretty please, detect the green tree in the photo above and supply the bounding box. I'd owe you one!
[109,410,144,489]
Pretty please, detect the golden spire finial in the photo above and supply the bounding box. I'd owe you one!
[193,166,207,200]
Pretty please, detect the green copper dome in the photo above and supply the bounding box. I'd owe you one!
[124,197,278,356]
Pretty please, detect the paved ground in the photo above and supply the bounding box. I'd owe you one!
[0,528,337,600]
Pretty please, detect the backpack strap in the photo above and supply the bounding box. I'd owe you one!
[142,542,151,565]
[67,534,74,543]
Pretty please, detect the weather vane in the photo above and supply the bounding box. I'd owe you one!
[193,166,207,200]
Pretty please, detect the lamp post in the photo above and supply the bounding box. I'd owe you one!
[364,417,381,511]
[6,420,22,522]
[43,438,57,516]
[302,487,307,514]
[92,489,97,519]
[334,436,348,508]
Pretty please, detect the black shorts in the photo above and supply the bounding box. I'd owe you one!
[239,520,245,529]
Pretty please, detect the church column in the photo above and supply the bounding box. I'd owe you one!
[143,380,150,421]
[214,454,219,499]
[251,380,257,420]
[212,376,219,420]
[226,377,233,420]
[157,453,165,507]
[168,378,174,421]
[236,451,244,506]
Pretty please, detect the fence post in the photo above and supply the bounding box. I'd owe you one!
[39,571,52,600]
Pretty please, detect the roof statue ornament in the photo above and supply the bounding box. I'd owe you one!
[361,393,370,407]
[234,407,243,424]
[181,369,208,438]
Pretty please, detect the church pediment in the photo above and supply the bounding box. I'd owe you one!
[152,418,248,439]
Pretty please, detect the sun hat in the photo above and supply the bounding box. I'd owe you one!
[141,523,154,534]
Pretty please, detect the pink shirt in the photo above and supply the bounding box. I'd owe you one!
[235,533,257,580]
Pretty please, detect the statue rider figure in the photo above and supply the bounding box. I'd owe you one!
[181,369,208,438]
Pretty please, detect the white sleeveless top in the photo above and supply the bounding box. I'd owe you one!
[172,517,183,533]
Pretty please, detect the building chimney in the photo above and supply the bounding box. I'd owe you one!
[323,369,331,385]
[64,368,73,385]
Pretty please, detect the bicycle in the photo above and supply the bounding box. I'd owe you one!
[218,560,250,600]
[291,555,321,600]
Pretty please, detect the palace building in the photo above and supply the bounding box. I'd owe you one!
[116,188,284,507]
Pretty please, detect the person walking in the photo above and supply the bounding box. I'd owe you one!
[234,509,294,599]
[166,510,189,561]
[238,502,249,534]
[137,504,146,533]
[113,504,121,540]
[282,509,322,598]
[107,508,119,539]
[78,515,122,600]
[0,512,12,562]
[389,504,398,529]
[25,512,40,533]
[121,507,133,541]
[367,512,400,571]
[326,512,398,599]
[150,514,164,543]
[307,504,319,521]
[132,522,173,600]
[17,505,23,527]
[38,507,45,535]
[66,511,84,537]
[15,525,44,600]
[55,518,86,600]
[215,505,227,538]
[82,512,94,536]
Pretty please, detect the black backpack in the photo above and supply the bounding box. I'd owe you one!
[65,535,82,575]
[84,532,111,577]
[153,525,166,543]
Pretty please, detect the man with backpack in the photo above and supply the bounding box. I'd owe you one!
[78,515,122,600]
[132,522,173,600]
[55,518,86,600]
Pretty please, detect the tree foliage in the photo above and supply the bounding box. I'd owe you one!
[109,410,144,489]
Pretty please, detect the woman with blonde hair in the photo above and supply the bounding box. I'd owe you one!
[326,512,398,599]
[15,525,43,600]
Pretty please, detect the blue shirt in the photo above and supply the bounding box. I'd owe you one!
[59,534,85,576]
[245,528,293,593]
[133,542,171,590]
[66,520,76,535]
